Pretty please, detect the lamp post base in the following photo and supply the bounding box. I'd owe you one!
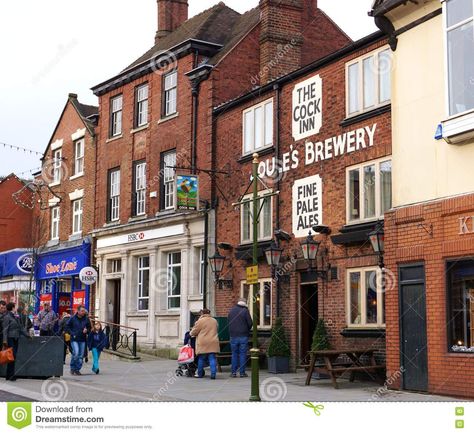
[249,348,261,402]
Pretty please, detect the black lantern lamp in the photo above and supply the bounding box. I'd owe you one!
[265,242,283,268]
[209,250,226,279]
[369,227,385,268]
[301,231,321,269]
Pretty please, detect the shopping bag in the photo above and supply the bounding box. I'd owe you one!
[0,347,15,365]
[177,345,195,364]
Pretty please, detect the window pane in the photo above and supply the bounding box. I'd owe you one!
[261,197,272,239]
[378,50,391,103]
[350,272,361,324]
[264,102,273,146]
[244,111,253,153]
[366,270,378,324]
[363,57,375,109]
[242,201,250,242]
[263,282,271,327]
[448,21,474,115]
[349,169,360,221]
[364,165,376,218]
[348,63,360,114]
[447,0,473,27]
[254,106,263,149]
[380,160,392,214]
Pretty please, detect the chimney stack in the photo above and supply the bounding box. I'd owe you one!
[259,0,317,84]
[156,0,189,44]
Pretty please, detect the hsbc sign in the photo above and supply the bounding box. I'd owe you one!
[79,267,98,285]
[127,232,146,243]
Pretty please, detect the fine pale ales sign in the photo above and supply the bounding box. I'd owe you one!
[292,74,322,141]
[292,175,323,238]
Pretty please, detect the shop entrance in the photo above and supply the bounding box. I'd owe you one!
[399,264,428,392]
[300,283,318,365]
[107,279,121,325]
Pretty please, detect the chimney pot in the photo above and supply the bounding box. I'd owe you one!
[156,0,189,44]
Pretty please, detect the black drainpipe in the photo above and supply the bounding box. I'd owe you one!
[274,82,282,318]
[191,50,199,174]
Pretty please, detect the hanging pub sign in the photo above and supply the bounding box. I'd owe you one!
[176,175,199,210]
[292,175,323,238]
[292,74,322,141]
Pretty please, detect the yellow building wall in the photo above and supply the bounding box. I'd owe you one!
[391,1,474,208]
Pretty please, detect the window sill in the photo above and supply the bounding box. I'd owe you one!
[158,113,179,124]
[131,124,149,134]
[156,209,176,217]
[235,240,273,260]
[69,173,84,181]
[442,109,474,145]
[238,146,275,164]
[47,239,60,247]
[340,104,391,128]
[127,311,149,318]
[129,215,148,223]
[49,181,60,188]
[104,221,121,228]
[106,135,123,143]
[341,328,386,338]
[69,233,83,241]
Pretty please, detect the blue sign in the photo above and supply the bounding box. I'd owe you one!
[435,123,443,140]
[36,242,91,280]
[0,249,34,278]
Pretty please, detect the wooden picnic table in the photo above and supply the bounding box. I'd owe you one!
[305,348,385,389]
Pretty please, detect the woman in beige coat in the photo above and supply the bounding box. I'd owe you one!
[190,309,219,379]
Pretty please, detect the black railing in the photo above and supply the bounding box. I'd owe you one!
[92,319,139,359]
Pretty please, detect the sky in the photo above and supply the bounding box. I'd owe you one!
[0,0,376,179]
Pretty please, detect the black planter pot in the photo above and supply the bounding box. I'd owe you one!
[267,356,290,374]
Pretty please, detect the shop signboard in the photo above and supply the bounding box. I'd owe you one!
[292,174,323,238]
[36,243,91,280]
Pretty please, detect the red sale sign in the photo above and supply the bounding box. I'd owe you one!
[39,294,53,310]
[72,291,86,312]
[58,295,71,316]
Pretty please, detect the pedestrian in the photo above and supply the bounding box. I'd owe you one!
[64,306,91,376]
[190,309,219,380]
[2,302,31,381]
[227,297,253,378]
[83,310,92,364]
[0,301,7,340]
[37,302,58,336]
[58,311,72,364]
[16,303,33,333]
[87,321,109,375]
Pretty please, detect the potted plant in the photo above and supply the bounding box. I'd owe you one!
[267,317,291,374]
[310,319,330,380]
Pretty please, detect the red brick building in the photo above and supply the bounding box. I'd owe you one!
[32,93,98,316]
[90,0,350,353]
[213,31,392,367]
[0,174,33,251]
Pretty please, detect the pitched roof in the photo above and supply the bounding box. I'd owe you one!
[124,2,257,71]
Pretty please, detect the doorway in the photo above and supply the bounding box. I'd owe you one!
[399,264,428,392]
[300,283,318,365]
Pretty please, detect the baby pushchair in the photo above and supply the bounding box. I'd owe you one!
[176,331,197,377]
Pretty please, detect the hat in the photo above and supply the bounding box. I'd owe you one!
[237,298,248,307]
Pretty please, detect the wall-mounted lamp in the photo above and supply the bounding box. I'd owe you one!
[301,231,329,280]
[368,226,385,269]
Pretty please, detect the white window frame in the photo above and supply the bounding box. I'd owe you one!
[345,46,392,117]
[51,206,60,240]
[135,83,149,127]
[346,157,392,225]
[53,149,62,184]
[111,95,123,137]
[163,150,176,210]
[199,247,205,296]
[72,199,83,235]
[164,71,178,117]
[137,256,150,311]
[74,139,85,176]
[167,252,182,310]
[109,168,120,222]
[240,279,272,329]
[240,190,273,244]
[346,267,385,328]
[242,98,274,155]
[134,161,146,216]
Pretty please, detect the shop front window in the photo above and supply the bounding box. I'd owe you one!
[167,252,181,310]
[137,256,150,311]
[447,259,474,352]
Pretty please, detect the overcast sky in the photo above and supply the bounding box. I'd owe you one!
[0,0,376,178]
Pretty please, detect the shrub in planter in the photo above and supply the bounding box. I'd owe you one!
[267,318,291,374]
[311,319,330,380]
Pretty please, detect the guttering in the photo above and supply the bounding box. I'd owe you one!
[91,39,223,96]
[213,31,385,115]
[369,0,409,17]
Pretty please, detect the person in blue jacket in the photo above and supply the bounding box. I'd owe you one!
[64,305,91,376]
[87,321,109,374]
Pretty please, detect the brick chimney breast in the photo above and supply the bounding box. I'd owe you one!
[156,0,189,43]
[259,0,318,85]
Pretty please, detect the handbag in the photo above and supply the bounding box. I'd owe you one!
[0,347,15,365]
[178,344,195,364]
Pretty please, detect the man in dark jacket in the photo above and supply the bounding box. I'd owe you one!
[0,300,6,339]
[2,302,30,381]
[64,306,91,375]
[227,298,253,378]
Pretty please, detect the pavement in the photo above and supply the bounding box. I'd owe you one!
[0,353,466,402]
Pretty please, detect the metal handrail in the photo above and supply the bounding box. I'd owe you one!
[89,316,139,331]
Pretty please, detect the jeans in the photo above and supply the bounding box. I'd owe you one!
[70,341,86,372]
[91,348,101,372]
[198,353,217,378]
[231,336,249,375]
[6,338,19,380]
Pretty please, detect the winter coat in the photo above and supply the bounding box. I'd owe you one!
[87,330,109,352]
[64,314,91,342]
[190,314,220,355]
[3,312,29,343]
[227,304,253,338]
